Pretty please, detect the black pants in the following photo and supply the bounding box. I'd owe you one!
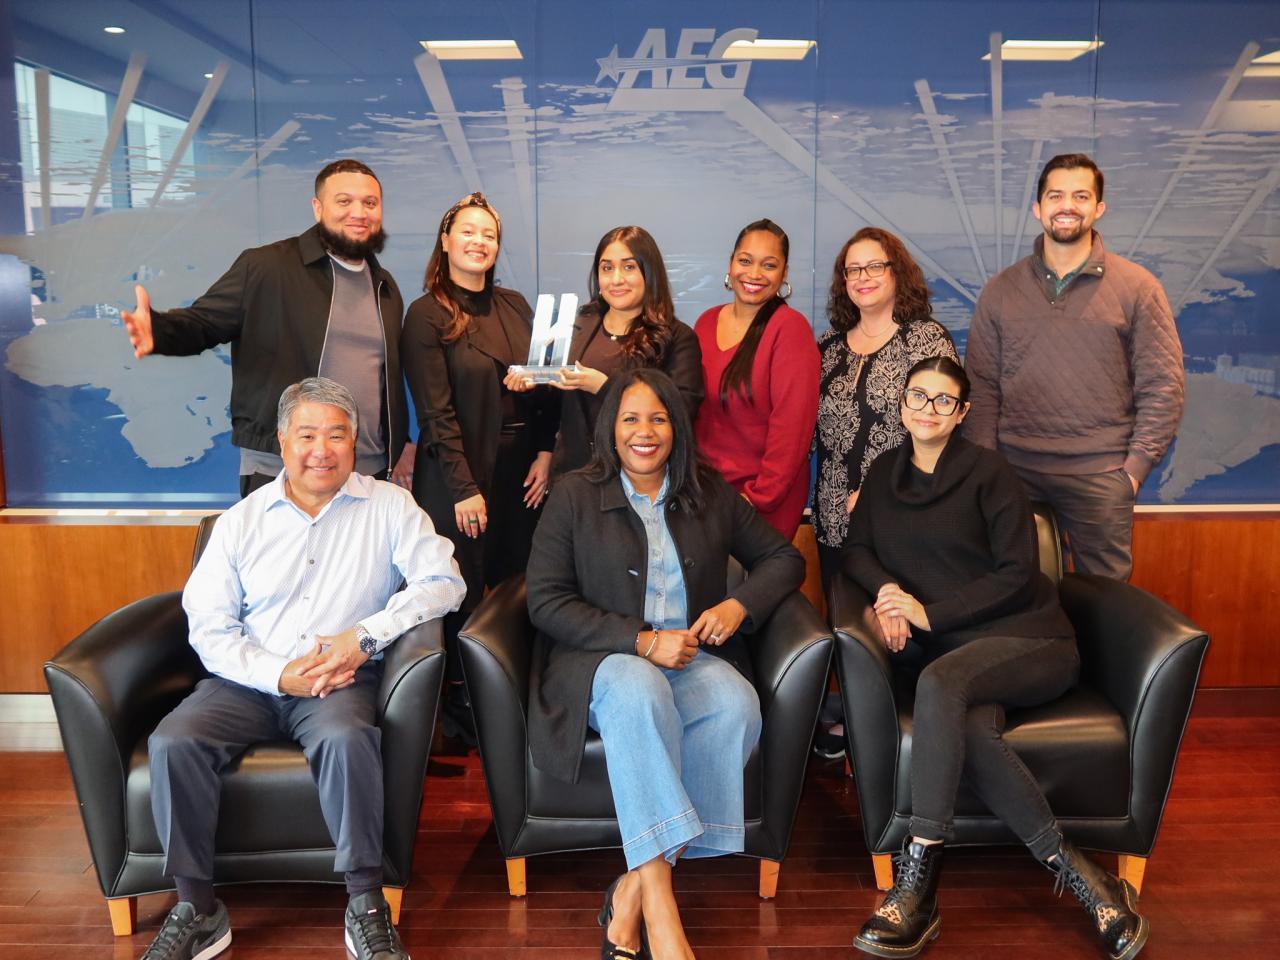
[426,428,542,681]
[909,634,1079,861]
[148,664,384,880]
[817,541,844,597]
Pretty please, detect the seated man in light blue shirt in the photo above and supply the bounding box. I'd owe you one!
[141,377,465,960]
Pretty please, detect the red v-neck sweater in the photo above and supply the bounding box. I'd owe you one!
[693,303,820,539]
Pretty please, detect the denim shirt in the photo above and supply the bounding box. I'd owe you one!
[620,471,689,631]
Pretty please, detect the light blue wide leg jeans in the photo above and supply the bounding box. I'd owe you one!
[588,652,762,871]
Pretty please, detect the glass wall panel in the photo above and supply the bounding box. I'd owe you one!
[0,0,1277,506]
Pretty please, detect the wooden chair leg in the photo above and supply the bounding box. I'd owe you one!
[758,859,780,899]
[506,857,527,897]
[872,853,894,891]
[382,887,404,924]
[1117,854,1147,895]
[107,896,137,936]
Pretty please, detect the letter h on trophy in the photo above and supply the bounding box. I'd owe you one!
[509,293,578,383]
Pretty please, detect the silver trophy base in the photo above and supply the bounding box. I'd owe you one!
[508,364,565,384]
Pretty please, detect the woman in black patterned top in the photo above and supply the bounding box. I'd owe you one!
[813,227,957,589]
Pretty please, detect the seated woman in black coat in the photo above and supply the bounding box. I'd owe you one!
[526,368,803,960]
[843,356,1148,960]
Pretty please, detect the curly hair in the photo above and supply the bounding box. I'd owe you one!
[827,227,932,333]
[587,225,677,366]
[422,192,503,343]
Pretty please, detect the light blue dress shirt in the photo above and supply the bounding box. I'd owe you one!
[182,471,466,695]
[620,471,688,631]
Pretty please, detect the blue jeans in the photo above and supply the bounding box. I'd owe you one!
[588,652,761,871]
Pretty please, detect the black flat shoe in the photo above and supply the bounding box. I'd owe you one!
[597,874,647,960]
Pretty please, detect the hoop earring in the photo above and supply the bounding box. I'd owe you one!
[723,273,731,290]
[780,280,793,300]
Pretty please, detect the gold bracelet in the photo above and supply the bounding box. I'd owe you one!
[642,629,659,659]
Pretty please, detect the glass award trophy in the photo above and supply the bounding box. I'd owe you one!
[509,292,578,383]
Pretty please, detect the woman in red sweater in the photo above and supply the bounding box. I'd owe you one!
[694,219,820,539]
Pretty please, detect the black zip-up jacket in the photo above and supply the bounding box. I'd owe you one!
[149,223,407,463]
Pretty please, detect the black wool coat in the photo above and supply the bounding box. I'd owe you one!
[526,468,804,784]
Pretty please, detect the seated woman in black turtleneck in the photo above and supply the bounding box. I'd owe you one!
[843,356,1148,960]
[400,192,558,742]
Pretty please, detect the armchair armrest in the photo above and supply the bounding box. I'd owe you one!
[1059,573,1209,852]
[827,573,893,681]
[377,618,445,719]
[45,592,201,765]
[750,592,832,718]
[828,573,903,852]
[749,591,833,859]
[1059,574,1208,723]
[456,575,535,854]
[43,591,201,897]
[376,618,446,886]
[457,575,532,712]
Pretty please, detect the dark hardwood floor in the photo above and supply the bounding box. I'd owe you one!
[2,688,1276,959]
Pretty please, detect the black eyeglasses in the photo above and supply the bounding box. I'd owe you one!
[844,261,891,280]
[902,387,962,416]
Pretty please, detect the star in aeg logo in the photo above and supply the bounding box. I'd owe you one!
[595,27,759,90]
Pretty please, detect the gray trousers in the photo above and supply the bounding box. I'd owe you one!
[148,664,384,881]
[1013,465,1136,581]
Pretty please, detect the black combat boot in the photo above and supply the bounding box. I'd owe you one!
[853,838,943,957]
[1046,840,1149,960]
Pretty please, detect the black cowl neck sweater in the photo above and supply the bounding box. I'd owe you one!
[842,434,1073,644]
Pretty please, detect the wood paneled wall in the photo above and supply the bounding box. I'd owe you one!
[0,512,1276,692]
[1129,513,1280,687]
[0,520,197,691]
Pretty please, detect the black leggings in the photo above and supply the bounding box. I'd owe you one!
[909,633,1079,861]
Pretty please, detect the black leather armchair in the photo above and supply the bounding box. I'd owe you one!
[457,573,833,898]
[44,517,446,935]
[829,504,1209,894]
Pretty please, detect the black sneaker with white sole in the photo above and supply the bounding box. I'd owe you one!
[140,900,231,960]
[813,727,847,760]
[344,890,410,960]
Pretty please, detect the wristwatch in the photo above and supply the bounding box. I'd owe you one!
[355,624,378,656]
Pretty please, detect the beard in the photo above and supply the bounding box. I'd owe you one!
[318,221,388,261]
[1047,217,1089,245]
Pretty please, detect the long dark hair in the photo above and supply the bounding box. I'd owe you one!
[583,368,706,514]
[827,226,932,333]
[586,225,677,365]
[422,192,503,343]
[905,355,970,404]
[720,219,789,406]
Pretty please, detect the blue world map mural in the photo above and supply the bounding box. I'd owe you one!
[1,0,1278,506]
